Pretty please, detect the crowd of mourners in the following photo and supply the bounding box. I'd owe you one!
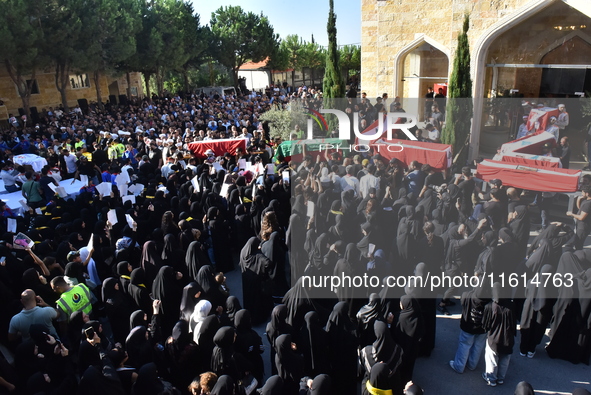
[0,88,589,395]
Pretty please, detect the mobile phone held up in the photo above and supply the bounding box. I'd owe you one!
[84,327,95,340]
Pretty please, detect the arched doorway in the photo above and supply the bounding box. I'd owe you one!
[471,0,591,159]
[394,36,450,120]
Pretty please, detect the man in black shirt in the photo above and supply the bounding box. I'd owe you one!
[559,136,570,169]
[455,167,477,218]
[567,185,591,249]
[483,189,505,231]
[74,156,101,185]
[419,164,444,199]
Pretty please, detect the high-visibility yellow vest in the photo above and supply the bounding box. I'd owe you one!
[56,283,92,317]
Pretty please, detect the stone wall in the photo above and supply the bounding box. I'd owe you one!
[361,0,535,98]
[0,69,144,116]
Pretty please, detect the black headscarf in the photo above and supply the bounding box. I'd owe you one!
[275,334,304,385]
[185,240,206,281]
[514,381,535,395]
[180,282,203,322]
[210,375,235,395]
[239,237,271,276]
[372,321,403,371]
[397,294,424,340]
[525,238,552,274]
[126,326,153,369]
[225,296,242,324]
[132,363,163,395]
[367,362,392,393]
[152,266,182,316]
[261,375,284,395]
[356,293,382,336]
[309,374,332,395]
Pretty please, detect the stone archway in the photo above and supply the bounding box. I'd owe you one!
[393,35,450,119]
[470,0,591,160]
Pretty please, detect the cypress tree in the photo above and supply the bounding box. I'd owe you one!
[441,14,473,166]
[322,0,344,135]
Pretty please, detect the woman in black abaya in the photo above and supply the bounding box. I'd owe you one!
[508,205,530,260]
[125,326,154,369]
[152,266,184,337]
[266,304,292,376]
[185,239,208,282]
[334,243,360,318]
[286,213,306,282]
[275,334,304,395]
[196,265,226,311]
[520,264,556,358]
[240,237,274,323]
[161,234,186,276]
[356,293,382,347]
[208,207,233,273]
[141,240,162,289]
[210,326,240,381]
[325,301,358,395]
[128,268,152,317]
[405,262,436,357]
[261,230,289,298]
[546,251,591,364]
[102,277,133,344]
[362,362,394,395]
[395,294,424,386]
[300,311,328,377]
[234,309,264,385]
[397,206,420,276]
[360,321,403,390]
[179,282,203,322]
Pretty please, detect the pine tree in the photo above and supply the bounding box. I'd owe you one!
[441,14,473,166]
[323,0,345,136]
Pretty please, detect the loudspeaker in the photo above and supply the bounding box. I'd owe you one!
[77,98,89,115]
[109,95,118,105]
[30,107,40,124]
[118,95,128,106]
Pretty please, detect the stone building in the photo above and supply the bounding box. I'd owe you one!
[0,69,144,123]
[361,0,591,159]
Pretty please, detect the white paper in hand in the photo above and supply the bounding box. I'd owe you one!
[18,199,30,211]
[122,195,136,205]
[266,164,275,174]
[191,176,200,192]
[13,233,34,249]
[125,214,135,229]
[368,243,376,256]
[115,172,130,187]
[107,209,118,225]
[97,182,112,196]
[119,184,128,197]
[80,174,89,187]
[212,162,223,172]
[48,183,57,193]
[7,218,16,233]
[55,186,68,198]
[282,170,290,183]
[220,183,230,198]
[238,159,246,170]
[35,208,43,215]
[307,201,315,218]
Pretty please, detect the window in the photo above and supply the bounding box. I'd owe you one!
[69,74,90,89]
[15,79,40,95]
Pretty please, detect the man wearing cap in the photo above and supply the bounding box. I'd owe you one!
[50,275,95,323]
[516,116,532,139]
[555,104,569,136]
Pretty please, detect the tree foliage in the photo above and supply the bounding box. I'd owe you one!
[441,14,473,166]
[210,6,279,90]
[0,0,48,122]
[339,45,361,78]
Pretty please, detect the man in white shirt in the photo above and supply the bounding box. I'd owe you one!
[342,165,361,197]
[359,165,380,198]
[425,123,440,143]
[555,104,569,136]
[545,116,560,141]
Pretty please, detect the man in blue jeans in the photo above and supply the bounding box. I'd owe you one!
[449,285,490,373]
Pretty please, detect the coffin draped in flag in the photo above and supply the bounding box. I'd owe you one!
[476,159,580,192]
[497,150,562,168]
[499,131,557,155]
[188,138,248,158]
[356,116,452,170]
